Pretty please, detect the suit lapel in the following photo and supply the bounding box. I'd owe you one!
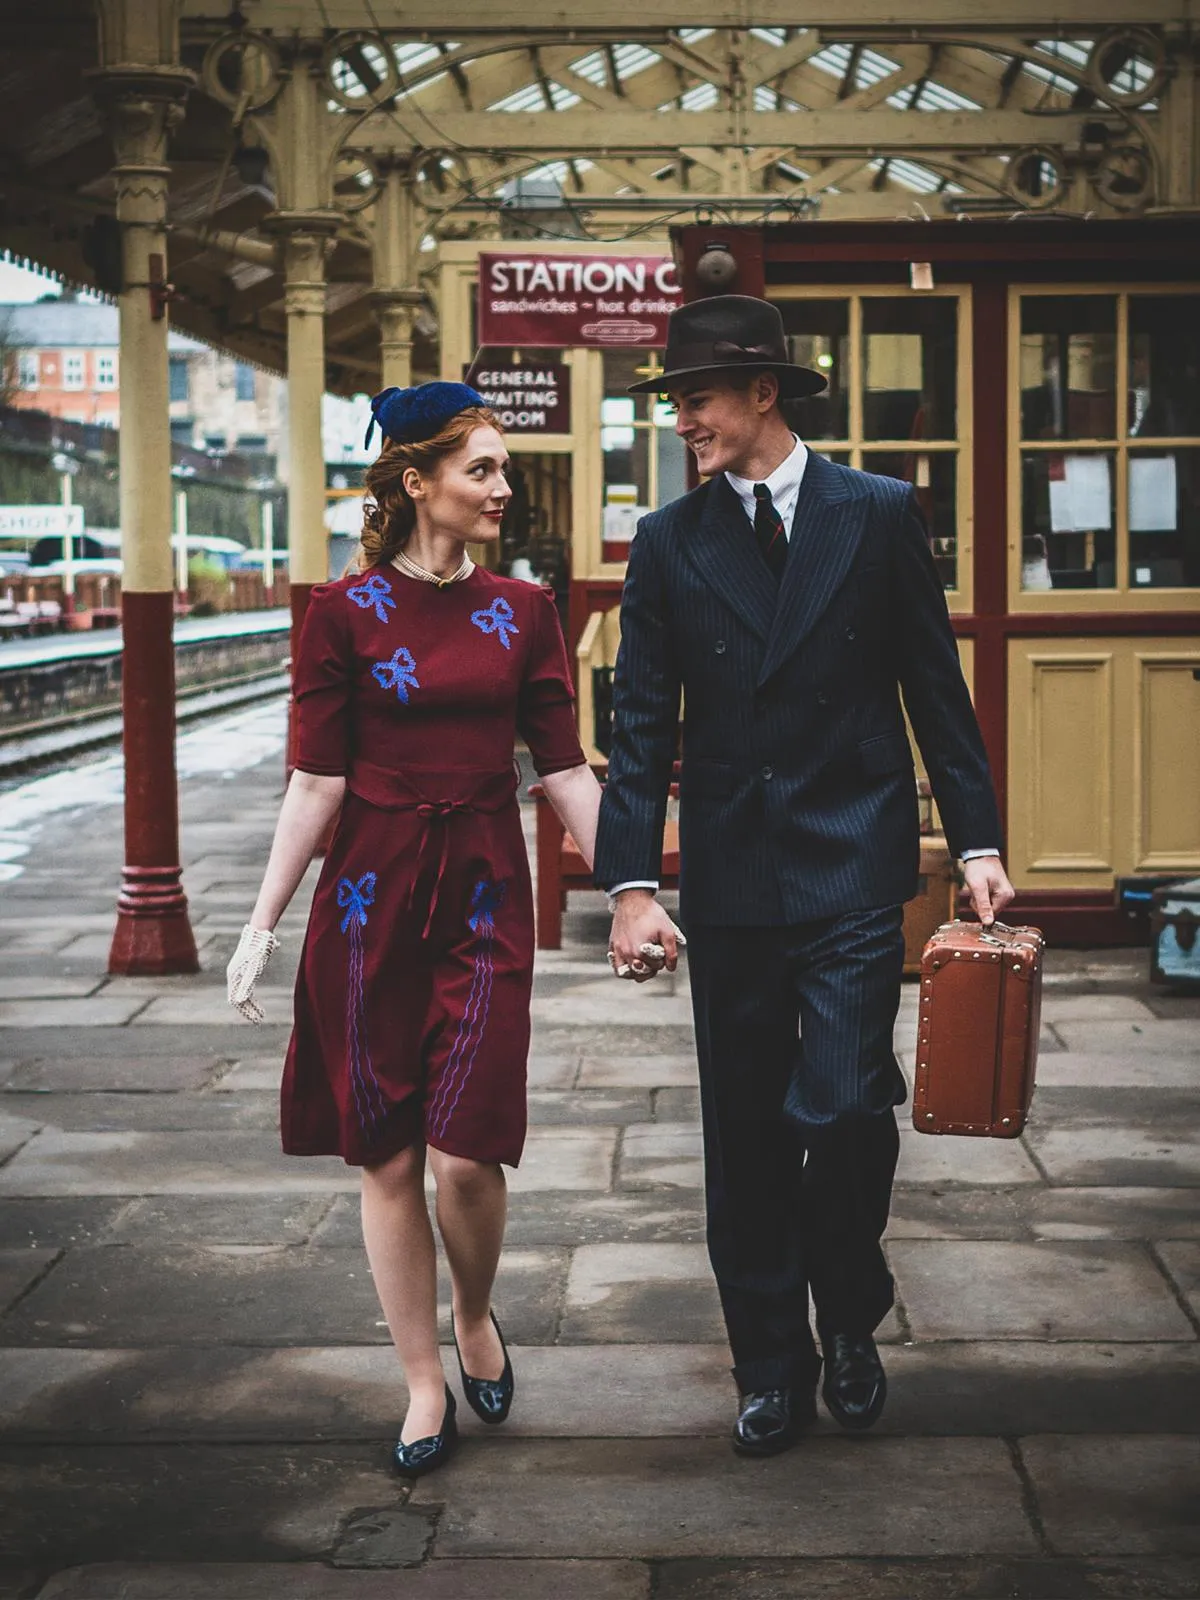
[680,474,776,642]
[757,453,869,687]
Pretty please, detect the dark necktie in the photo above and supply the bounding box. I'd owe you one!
[753,483,788,583]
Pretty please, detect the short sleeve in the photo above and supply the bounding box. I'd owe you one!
[517,586,587,778]
[292,584,354,775]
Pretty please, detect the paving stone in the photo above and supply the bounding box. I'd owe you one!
[1155,1242,1200,1324]
[534,1026,698,1059]
[0,1092,279,1133]
[1052,1020,1200,1055]
[1034,1053,1200,1088]
[561,1244,728,1344]
[0,1199,125,1250]
[1026,1126,1200,1187]
[653,1087,701,1122]
[0,1111,41,1163]
[1039,995,1159,1021]
[0,1025,291,1062]
[0,1130,355,1197]
[509,1127,618,1193]
[528,1090,652,1126]
[410,1437,1037,1558]
[887,1189,1027,1240]
[0,999,149,1027]
[1024,1189,1200,1240]
[0,1444,398,1570]
[618,1124,704,1189]
[1,1243,565,1347]
[209,1058,283,1092]
[1020,1435,1200,1555]
[653,1556,1200,1599]
[894,1129,1043,1187]
[99,1195,332,1247]
[4,1058,225,1093]
[470,1190,709,1250]
[36,1561,652,1599]
[0,1247,59,1314]
[525,1055,580,1089]
[532,996,695,1028]
[578,1056,699,1090]
[890,1241,1196,1342]
[0,978,103,1000]
[131,992,294,1025]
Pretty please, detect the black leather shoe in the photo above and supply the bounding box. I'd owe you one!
[453,1309,514,1425]
[393,1384,458,1478]
[821,1333,887,1431]
[731,1386,816,1458]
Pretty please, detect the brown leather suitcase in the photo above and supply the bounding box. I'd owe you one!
[912,919,1045,1138]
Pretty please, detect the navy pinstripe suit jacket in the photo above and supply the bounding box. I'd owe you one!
[593,451,1003,926]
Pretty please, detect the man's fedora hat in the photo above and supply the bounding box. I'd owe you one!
[628,293,827,398]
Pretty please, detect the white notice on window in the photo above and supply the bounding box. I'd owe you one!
[1048,454,1112,533]
[1129,455,1178,532]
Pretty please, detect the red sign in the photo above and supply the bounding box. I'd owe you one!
[478,253,682,349]
[464,350,571,435]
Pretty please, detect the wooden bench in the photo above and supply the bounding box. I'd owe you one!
[530,772,680,950]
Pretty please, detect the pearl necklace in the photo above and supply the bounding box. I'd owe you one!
[391,547,474,590]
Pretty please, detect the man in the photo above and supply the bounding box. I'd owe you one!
[594,293,1013,1457]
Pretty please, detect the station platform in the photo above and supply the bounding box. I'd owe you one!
[0,702,1196,1599]
[0,609,290,671]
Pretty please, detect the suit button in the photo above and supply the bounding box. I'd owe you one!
[761,764,774,781]
[817,692,830,707]
[846,628,857,642]
[715,639,726,654]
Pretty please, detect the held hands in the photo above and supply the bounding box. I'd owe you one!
[962,856,1016,927]
[226,924,280,1023]
[607,890,686,982]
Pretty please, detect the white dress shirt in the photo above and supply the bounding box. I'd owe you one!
[608,438,995,900]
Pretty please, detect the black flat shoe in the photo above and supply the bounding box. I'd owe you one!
[731,1386,816,1458]
[821,1333,887,1432]
[453,1309,514,1425]
[393,1384,458,1478]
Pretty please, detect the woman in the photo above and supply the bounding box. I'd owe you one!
[227,382,603,1477]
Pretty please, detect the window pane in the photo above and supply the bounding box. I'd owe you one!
[1129,297,1200,438]
[1128,449,1200,588]
[169,358,189,402]
[1020,296,1116,441]
[777,299,849,439]
[861,298,957,441]
[655,415,688,506]
[603,348,661,419]
[863,449,957,589]
[235,362,256,401]
[1020,450,1116,589]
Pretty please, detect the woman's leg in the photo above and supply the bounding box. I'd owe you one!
[361,1142,447,1442]
[428,1147,507,1380]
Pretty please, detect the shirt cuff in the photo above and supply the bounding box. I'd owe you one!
[960,849,1000,861]
[607,880,659,907]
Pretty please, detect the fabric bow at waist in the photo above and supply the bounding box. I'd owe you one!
[347,761,519,937]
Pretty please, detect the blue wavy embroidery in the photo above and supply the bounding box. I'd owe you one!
[337,872,386,1138]
[429,877,507,1141]
[470,596,519,650]
[348,572,396,623]
[371,646,420,704]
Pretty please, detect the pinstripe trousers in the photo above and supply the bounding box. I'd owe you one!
[687,904,906,1393]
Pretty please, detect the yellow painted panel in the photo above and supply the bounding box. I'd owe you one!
[1135,651,1200,870]
[1008,644,1115,886]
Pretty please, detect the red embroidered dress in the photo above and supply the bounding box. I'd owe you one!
[281,563,586,1168]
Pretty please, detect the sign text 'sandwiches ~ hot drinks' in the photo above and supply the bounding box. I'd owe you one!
[477,253,682,349]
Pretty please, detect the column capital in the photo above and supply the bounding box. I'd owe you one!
[85,64,195,169]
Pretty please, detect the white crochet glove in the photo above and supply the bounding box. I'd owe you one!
[606,924,687,979]
[226,924,280,1024]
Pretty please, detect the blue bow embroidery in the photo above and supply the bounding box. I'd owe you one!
[468,877,507,933]
[372,646,420,704]
[348,573,396,624]
[470,596,520,650]
[338,872,377,933]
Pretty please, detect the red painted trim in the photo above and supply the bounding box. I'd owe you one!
[108,590,199,976]
[969,279,1009,840]
[676,226,766,300]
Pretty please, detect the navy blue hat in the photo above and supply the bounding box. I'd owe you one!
[364,381,486,449]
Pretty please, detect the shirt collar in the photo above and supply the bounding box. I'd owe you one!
[725,435,807,503]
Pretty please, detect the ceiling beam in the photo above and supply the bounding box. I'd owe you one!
[352,106,1114,154]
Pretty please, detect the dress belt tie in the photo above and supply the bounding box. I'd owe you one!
[412,799,473,939]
